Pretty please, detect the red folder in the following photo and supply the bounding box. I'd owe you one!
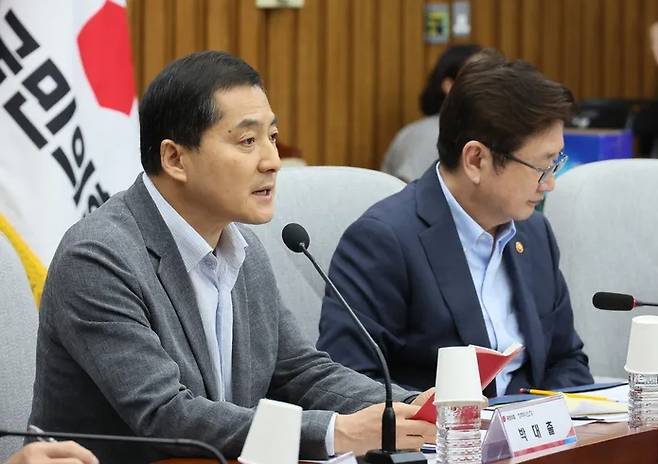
[410,343,524,422]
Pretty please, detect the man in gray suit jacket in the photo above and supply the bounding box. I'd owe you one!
[29,51,433,463]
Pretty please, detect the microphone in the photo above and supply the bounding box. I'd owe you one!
[281,223,425,464]
[0,429,227,464]
[593,292,658,311]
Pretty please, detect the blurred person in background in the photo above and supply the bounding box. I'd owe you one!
[633,21,658,157]
[381,44,481,182]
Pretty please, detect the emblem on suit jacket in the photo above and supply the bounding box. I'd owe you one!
[515,241,524,253]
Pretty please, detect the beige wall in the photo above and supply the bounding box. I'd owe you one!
[127,0,658,168]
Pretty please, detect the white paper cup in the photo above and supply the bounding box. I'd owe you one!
[238,398,302,464]
[434,346,484,405]
[625,315,658,375]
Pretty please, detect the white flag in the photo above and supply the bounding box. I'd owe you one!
[0,0,141,264]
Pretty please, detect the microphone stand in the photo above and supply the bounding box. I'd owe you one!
[298,243,425,464]
[635,300,658,308]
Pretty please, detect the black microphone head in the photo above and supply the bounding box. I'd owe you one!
[282,223,310,253]
[592,291,635,310]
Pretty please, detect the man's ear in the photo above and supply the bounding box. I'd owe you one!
[461,141,486,185]
[160,139,188,182]
[440,77,454,95]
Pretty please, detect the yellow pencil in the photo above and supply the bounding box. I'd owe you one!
[519,388,612,402]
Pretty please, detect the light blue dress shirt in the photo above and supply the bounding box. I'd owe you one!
[143,174,246,401]
[435,164,526,396]
[144,175,337,455]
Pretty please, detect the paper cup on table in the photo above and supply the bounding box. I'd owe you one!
[238,398,302,464]
[434,346,485,405]
[625,315,658,374]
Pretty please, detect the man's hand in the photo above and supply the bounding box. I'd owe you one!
[334,402,435,456]
[7,441,98,464]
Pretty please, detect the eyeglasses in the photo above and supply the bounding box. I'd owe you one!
[501,151,568,184]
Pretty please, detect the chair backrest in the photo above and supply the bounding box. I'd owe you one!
[0,232,38,461]
[543,159,658,379]
[249,166,406,343]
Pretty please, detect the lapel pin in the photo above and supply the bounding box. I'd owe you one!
[515,241,524,254]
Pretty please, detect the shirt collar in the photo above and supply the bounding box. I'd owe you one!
[142,173,247,273]
[435,162,516,252]
[217,222,248,279]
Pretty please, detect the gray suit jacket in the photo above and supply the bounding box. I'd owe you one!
[29,176,408,463]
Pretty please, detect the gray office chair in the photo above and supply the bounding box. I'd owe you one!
[249,166,406,344]
[0,232,39,461]
[543,159,658,379]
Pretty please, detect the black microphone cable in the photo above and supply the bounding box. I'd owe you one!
[0,429,227,464]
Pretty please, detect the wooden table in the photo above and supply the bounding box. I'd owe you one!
[504,422,658,463]
[157,422,658,464]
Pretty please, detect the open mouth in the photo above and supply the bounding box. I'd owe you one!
[253,188,273,196]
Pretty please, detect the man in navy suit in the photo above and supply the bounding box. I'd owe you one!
[318,50,594,397]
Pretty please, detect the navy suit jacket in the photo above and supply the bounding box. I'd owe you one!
[317,166,593,396]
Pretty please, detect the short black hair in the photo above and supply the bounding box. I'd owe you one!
[139,51,263,174]
[438,49,575,170]
[419,44,481,116]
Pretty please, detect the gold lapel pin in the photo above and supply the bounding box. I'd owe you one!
[515,241,524,254]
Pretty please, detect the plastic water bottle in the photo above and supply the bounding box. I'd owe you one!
[436,403,482,464]
[625,316,658,427]
[628,372,658,427]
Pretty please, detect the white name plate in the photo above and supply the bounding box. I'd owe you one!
[482,394,577,462]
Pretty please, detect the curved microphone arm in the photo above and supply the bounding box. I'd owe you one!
[298,244,397,453]
[299,245,394,406]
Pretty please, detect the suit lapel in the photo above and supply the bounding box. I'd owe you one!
[415,168,491,350]
[229,270,253,406]
[156,250,220,401]
[124,176,219,401]
[504,231,545,387]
